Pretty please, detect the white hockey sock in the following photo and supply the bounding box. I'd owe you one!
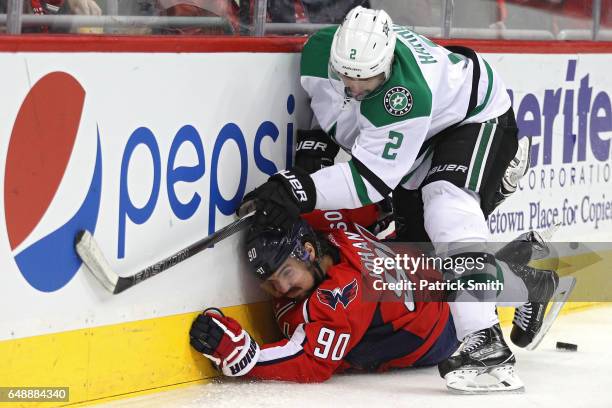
[449,301,500,341]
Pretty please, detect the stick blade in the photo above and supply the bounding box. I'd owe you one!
[75,230,119,293]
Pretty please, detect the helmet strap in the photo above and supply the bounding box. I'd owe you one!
[301,239,327,286]
[312,261,327,285]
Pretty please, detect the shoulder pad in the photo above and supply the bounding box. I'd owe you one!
[360,40,432,127]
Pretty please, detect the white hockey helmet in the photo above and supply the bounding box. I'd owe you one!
[330,6,396,81]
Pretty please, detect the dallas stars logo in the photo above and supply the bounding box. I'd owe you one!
[382,21,390,36]
[383,87,413,116]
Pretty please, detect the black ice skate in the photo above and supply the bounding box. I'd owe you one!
[438,323,524,393]
[495,230,551,265]
[508,263,576,350]
[508,263,558,348]
[496,228,577,350]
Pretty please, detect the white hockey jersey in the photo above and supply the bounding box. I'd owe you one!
[300,25,511,210]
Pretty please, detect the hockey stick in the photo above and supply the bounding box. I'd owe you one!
[75,211,255,294]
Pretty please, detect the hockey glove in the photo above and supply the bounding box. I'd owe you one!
[294,129,340,174]
[238,168,316,231]
[189,309,260,377]
[366,197,395,238]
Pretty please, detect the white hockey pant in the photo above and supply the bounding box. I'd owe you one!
[422,180,527,340]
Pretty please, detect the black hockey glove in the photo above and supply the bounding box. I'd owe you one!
[366,197,395,237]
[238,168,316,231]
[294,129,340,174]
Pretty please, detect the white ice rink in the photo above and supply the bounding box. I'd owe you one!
[100,306,612,408]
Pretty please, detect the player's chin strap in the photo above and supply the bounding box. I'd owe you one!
[296,250,326,286]
[311,242,328,285]
[288,233,327,286]
[310,261,327,286]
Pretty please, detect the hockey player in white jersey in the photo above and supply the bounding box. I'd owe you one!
[238,6,567,393]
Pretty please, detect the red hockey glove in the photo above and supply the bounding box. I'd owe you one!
[189,309,260,377]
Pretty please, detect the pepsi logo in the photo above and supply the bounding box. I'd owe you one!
[4,72,102,292]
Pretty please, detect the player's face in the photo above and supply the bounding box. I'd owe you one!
[260,246,316,301]
[341,72,385,101]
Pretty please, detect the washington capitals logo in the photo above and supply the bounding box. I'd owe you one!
[316,279,358,310]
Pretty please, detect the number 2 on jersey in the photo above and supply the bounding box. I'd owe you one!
[382,131,403,159]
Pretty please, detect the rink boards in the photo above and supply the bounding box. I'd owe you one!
[0,37,611,406]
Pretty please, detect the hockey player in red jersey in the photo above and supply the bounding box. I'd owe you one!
[189,208,460,383]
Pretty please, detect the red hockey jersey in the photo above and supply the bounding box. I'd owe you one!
[247,208,451,383]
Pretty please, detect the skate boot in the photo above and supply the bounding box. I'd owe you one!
[495,230,550,265]
[438,323,524,393]
[508,263,559,348]
[509,263,576,350]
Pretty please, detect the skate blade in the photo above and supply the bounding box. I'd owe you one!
[447,386,526,395]
[445,366,525,394]
[527,276,577,351]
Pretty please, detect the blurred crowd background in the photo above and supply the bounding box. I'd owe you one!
[0,0,609,40]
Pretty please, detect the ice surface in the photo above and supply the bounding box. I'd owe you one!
[100,306,612,408]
